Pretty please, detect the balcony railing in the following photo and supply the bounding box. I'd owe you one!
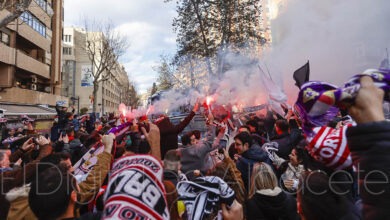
[16,50,50,79]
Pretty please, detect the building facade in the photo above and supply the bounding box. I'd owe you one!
[62,27,129,115]
[0,0,67,106]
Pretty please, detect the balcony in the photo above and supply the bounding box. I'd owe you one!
[29,0,51,27]
[0,43,16,65]
[16,50,50,79]
[0,87,69,106]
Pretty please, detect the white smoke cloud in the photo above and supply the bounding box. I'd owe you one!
[128,0,390,115]
[267,0,390,102]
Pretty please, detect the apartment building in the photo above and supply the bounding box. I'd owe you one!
[0,0,66,108]
[62,27,129,115]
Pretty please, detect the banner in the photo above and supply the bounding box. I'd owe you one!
[81,65,93,87]
[73,143,105,183]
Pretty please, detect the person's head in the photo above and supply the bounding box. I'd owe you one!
[275,119,289,135]
[246,120,258,133]
[192,130,201,140]
[0,151,10,168]
[8,128,15,136]
[66,128,75,138]
[289,148,304,167]
[297,171,350,220]
[29,167,79,220]
[164,150,181,171]
[38,153,73,173]
[207,162,246,205]
[16,127,24,133]
[289,119,299,130]
[66,112,74,120]
[181,132,194,146]
[249,162,278,198]
[238,125,250,134]
[234,132,253,154]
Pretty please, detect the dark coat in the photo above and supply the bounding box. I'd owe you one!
[347,121,390,220]
[235,144,272,190]
[271,132,293,160]
[246,188,299,220]
[156,111,195,159]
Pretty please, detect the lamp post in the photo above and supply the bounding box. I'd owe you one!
[98,103,102,118]
[70,96,80,115]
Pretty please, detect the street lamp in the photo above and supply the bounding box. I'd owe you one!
[70,96,80,115]
[98,103,102,118]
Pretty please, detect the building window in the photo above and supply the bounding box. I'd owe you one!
[63,47,72,55]
[21,11,46,37]
[0,32,10,45]
[34,0,47,11]
[64,35,72,42]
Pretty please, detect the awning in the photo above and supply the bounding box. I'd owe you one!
[0,102,56,116]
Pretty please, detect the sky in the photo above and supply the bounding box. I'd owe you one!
[64,0,178,94]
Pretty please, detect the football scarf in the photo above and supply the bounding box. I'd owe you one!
[103,155,170,220]
[177,176,235,220]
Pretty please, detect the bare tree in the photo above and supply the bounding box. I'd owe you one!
[84,19,129,113]
[0,0,32,28]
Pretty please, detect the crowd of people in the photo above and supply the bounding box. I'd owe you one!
[0,76,389,220]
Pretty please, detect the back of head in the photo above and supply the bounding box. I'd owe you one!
[276,119,289,133]
[164,149,181,170]
[246,120,259,131]
[29,166,76,220]
[181,132,193,146]
[208,162,246,205]
[289,119,299,130]
[38,153,70,174]
[192,130,201,140]
[234,132,253,147]
[249,162,278,198]
[298,171,349,220]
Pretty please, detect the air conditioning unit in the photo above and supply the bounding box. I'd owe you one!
[31,84,37,91]
[32,76,38,83]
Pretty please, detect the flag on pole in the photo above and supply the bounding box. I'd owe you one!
[293,61,310,88]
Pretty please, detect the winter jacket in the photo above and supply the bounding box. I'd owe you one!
[163,180,182,220]
[73,118,80,132]
[5,151,112,220]
[164,170,180,187]
[0,145,52,220]
[78,151,112,204]
[157,111,195,159]
[221,157,246,206]
[235,144,272,190]
[5,184,37,220]
[271,132,293,160]
[347,121,390,220]
[246,187,299,220]
[179,125,216,177]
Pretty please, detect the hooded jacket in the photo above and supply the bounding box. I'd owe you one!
[156,111,195,159]
[235,144,272,190]
[246,187,298,220]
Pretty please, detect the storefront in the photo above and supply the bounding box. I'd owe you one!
[0,102,56,139]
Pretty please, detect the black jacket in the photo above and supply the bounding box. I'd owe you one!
[246,187,299,220]
[236,144,272,190]
[163,170,179,187]
[271,132,293,160]
[347,121,390,220]
[156,111,195,159]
